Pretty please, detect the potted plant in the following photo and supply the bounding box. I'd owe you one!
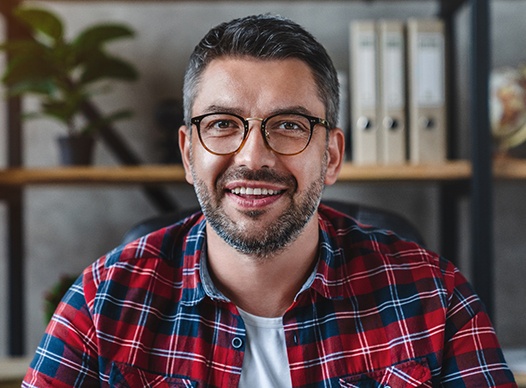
[43,273,78,323]
[1,6,138,165]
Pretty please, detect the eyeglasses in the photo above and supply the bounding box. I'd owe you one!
[191,112,330,156]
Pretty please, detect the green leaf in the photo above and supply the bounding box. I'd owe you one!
[21,111,44,121]
[1,5,138,135]
[74,24,135,53]
[7,79,57,96]
[0,39,47,55]
[41,99,79,124]
[80,54,138,84]
[2,55,58,87]
[14,7,64,43]
[43,275,77,323]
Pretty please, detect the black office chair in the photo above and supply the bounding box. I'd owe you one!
[321,200,425,246]
[122,200,425,246]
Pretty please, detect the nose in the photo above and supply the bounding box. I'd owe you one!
[234,118,275,168]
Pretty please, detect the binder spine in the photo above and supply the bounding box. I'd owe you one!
[406,18,447,164]
[377,20,407,165]
[350,20,379,165]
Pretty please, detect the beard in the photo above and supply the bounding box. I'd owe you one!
[191,157,327,259]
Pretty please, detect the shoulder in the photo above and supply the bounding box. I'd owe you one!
[108,211,204,264]
[82,212,205,295]
[317,204,458,293]
[318,203,438,260]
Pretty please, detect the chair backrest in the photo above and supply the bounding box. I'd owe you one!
[321,200,425,246]
[121,200,425,246]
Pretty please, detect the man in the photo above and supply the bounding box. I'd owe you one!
[24,14,516,387]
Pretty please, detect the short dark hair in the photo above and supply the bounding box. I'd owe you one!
[183,14,339,129]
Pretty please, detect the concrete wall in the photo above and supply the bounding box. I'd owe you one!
[0,0,524,356]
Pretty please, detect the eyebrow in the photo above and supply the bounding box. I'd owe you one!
[200,105,244,116]
[199,105,316,117]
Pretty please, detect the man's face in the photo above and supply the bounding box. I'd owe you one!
[180,57,343,258]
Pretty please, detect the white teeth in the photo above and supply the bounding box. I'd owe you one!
[231,187,278,196]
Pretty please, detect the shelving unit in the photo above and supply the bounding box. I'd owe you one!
[5,156,526,188]
[0,0,494,358]
[0,161,473,186]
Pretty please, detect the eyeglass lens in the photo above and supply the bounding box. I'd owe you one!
[197,113,313,155]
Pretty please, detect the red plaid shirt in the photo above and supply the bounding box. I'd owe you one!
[23,204,516,387]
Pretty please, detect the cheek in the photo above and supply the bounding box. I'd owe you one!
[289,152,327,190]
[190,145,229,185]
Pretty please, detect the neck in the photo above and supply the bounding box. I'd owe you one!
[205,214,320,317]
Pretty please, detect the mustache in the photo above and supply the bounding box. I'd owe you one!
[217,167,297,188]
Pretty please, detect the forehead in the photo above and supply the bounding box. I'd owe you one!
[192,57,324,116]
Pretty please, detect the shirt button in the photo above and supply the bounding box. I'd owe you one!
[231,337,243,349]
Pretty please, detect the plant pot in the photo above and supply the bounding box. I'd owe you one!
[57,134,95,166]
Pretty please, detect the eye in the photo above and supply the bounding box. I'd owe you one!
[267,115,310,134]
[212,119,234,129]
[210,119,237,129]
[201,114,243,132]
[280,121,302,130]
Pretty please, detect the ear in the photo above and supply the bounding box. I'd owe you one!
[178,125,194,185]
[324,128,345,186]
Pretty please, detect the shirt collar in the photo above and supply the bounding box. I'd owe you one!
[199,243,231,302]
[179,216,208,306]
[179,216,232,305]
[309,207,356,300]
[179,210,350,305]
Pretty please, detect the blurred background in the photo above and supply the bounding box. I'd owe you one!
[0,0,525,360]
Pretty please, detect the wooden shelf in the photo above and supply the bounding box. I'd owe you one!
[338,160,471,182]
[0,161,472,187]
[3,157,526,187]
[494,157,526,180]
[2,158,525,187]
[0,357,31,385]
[516,373,526,388]
[0,165,187,186]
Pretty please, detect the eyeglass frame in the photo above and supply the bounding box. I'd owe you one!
[190,111,331,156]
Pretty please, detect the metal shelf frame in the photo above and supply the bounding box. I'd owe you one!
[469,0,493,317]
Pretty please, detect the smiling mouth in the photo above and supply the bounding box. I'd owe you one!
[229,187,284,196]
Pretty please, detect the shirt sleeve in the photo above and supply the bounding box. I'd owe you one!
[440,262,517,387]
[22,271,100,387]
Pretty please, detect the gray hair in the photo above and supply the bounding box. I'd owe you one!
[183,14,340,129]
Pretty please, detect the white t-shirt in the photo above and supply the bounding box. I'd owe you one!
[238,308,293,388]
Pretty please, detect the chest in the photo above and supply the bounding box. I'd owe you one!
[94,291,445,387]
